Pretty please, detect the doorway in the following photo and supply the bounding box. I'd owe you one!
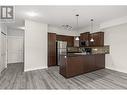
[7,29,24,71]
[0,32,7,72]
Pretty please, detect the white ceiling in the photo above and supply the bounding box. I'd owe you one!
[6,6,127,30]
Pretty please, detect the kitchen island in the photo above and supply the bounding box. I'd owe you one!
[59,46,109,78]
[60,53,105,78]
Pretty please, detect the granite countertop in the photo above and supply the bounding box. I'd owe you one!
[65,45,110,57]
[60,52,107,57]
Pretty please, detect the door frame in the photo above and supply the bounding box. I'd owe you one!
[0,32,7,72]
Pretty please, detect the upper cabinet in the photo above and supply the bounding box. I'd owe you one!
[80,32,90,47]
[80,32,90,41]
[89,32,104,46]
[56,35,74,47]
[79,32,104,47]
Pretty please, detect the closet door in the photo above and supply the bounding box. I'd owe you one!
[0,33,6,72]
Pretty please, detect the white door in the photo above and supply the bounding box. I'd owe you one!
[0,33,6,72]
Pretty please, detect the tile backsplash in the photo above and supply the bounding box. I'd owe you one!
[91,46,109,54]
[67,46,110,54]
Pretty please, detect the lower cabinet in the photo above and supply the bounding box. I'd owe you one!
[60,54,105,78]
[95,54,105,70]
[67,56,84,77]
[83,55,95,73]
[60,55,67,77]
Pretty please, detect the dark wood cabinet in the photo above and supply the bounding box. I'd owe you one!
[60,55,67,77]
[80,32,90,41]
[48,33,56,67]
[48,34,74,67]
[89,32,104,46]
[95,54,105,70]
[79,32,104,47]
[67,56,84,77]
[60,54,105,78]
[80,32,90,47]
[56,35,74,47]
[83,55,95,73]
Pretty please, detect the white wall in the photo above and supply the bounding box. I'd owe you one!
[25,20,48,72]
[74,36,79,47]
[104,23,127,73]
[48,25,79,36]
[79,20,127,73]
[7,28,24,37]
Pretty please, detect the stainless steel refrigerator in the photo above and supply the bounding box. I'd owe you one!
[56,41,67,66]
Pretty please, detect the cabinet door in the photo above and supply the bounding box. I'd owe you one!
[67,56,84,77]
[83,55,95,73]
[80,32,90,46]
[59,55,67,77]
[95,54,105,70]
[67,36,74,47]
[90,32,104,46]
[56,35,74,47]
[48,33,56,67]
[80,32,90,40]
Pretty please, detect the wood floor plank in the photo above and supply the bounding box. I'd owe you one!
[1,63,127,89]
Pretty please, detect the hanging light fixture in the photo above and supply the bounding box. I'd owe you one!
[75,14,79,40]
[62,25,72,32]
[90,19,94,42]
[75,37,79,40]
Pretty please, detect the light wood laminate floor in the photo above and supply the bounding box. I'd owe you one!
[0,63,127,89]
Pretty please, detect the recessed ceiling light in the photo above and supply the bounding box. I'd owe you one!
[26,12,38,17]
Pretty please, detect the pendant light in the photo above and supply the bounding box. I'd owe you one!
[75,14,79,41]
[75,37,79,40]
[90,19,94,42]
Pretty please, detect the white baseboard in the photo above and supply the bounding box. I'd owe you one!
[7,62,24,64]
[105,66,127,74]
[24,66,48,72]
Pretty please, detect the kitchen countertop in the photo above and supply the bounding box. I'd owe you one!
[60,52,107,57]
[67,46,110,56]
